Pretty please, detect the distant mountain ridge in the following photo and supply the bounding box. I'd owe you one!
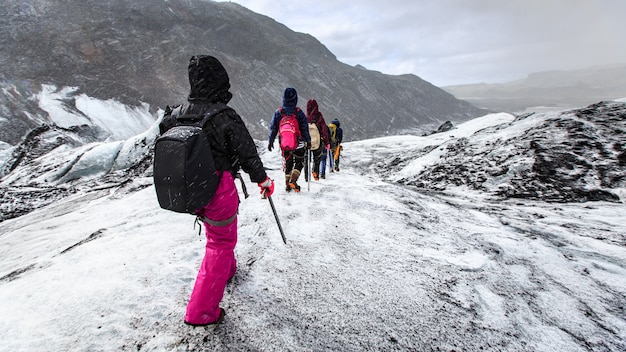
[443,64,626,113]
[0,0,486,144]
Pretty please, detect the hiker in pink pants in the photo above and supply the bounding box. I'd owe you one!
[160,55,274,326]
[184,172,239,325]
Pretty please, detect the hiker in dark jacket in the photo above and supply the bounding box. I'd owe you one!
[160,55,274,326]
[268,87,311,192]
[306,99,331,180]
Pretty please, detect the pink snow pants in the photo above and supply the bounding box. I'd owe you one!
[184,172,239,324]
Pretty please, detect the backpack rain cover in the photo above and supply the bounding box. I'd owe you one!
[308,122,321,150]
[278,108,301,151]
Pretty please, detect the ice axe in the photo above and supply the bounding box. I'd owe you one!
[266,195,287,244]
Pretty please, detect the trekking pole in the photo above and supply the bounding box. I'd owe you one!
[305,149,308,190]
[306,149,313,192]
[267,195,287,244]
[328,149,334,172]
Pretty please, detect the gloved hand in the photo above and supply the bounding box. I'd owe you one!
[258,176,274,198]
[325,144,330,151]
[305,142,311,150]
[268,143,273,152]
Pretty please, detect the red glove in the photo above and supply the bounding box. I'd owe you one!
[258,176,274,198]
[325,144,330,151]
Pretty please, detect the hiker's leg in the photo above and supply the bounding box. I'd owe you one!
[290,169,301,183]
[327,148,333,172]
[335,147,341,170]
[293,148,306,173]
[287,149,305,191]
[283,150,295,190]
[320,152,327,176]
[185,172,239,325]
[312,148,322,175]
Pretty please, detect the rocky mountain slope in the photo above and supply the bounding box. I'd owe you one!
[0,0,486,144]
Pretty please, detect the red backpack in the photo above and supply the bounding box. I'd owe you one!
[278,108,301,151]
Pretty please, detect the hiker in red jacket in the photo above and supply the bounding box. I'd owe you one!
[306,99,331,180]
[161,55,274,326]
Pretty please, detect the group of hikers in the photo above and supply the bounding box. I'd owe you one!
[155,55,344,327]
[268,87,343,193]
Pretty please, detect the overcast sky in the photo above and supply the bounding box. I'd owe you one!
[216,0,626,87]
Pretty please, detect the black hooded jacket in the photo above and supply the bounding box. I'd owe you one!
[159,55,267,184]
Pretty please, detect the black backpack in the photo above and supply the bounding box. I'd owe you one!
[153,103,228,214]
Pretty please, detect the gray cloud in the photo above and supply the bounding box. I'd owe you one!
[219,0,626,86]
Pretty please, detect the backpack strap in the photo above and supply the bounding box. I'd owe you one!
[193,212,237,236]
[197,212,237,227]
[159,105,182,134]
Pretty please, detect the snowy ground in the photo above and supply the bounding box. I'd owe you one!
[1,115,625,351]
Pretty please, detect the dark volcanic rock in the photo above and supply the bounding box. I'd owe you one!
[376,101,626,202]
[437,121,454,133]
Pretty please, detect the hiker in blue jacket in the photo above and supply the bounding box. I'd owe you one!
[268,87,311,192]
